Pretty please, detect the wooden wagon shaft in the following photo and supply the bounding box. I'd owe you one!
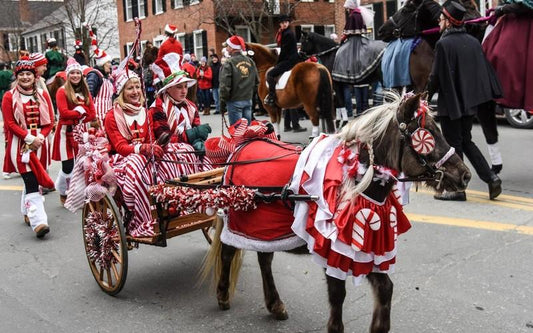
[178,167,225,182]
[192,176,223,185]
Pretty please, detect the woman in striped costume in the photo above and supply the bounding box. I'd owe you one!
[1,57,55,238]
[105,69,207,238]
[52,58,96,204]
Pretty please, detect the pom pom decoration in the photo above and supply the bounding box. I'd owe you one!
[83,211,119,269]
[149,184,257,214]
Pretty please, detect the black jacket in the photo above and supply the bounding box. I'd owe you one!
[278,28,299,64]
[428,28,502,120]
[210,62,221,89]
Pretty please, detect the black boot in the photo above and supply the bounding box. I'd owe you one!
[264,75,277,106]
[488,173,502,200]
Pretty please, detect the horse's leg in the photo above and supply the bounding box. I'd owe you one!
[326,274,346,333]
[217,243,237,310]
[257,251,288,320]
[367,273,393,333]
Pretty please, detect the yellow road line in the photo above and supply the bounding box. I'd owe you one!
[0,185,24,191]
[408,213,533,235]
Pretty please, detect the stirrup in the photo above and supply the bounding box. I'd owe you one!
[263,95,275,106]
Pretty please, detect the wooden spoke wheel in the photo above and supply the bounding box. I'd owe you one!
[82,193,128,296]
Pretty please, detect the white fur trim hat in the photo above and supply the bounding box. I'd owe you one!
[165,24,178,35]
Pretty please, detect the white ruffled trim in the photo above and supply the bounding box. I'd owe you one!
[220,215,305,252]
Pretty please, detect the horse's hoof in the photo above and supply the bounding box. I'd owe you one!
[269,302,289,320]
[218,301,231,311]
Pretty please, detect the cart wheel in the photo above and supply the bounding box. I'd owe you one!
[82,193,128,295]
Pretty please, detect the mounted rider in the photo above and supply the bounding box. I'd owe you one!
[263,14,299,107]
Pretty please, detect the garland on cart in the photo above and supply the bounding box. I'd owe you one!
[84,211,119,270]
[149,184,256,214]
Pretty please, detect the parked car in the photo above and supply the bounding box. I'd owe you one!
[496,105,533,129]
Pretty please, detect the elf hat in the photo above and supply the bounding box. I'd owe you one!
[151,52,196,95]
[225,35,246,51]
[114,68,139,95]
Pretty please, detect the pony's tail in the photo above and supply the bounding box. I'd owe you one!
[199,213,244,299]
[316,66,335,133]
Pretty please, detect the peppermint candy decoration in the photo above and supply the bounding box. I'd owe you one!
[411,128,435,155]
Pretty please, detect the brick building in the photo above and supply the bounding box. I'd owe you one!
[117,0,492,61]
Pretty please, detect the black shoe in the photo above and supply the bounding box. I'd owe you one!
[263,95,276,106]
[292,127,307,133]
[491,164,502,174]
[284,127,292,132]
[214,111,220,115]
[488,174,502,200]
[433,191,467,201]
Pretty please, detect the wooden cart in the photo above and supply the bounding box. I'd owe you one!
[81,167,224,295]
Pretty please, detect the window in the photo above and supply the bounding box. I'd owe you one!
[40,33,48,52]
[324,25,335,38]
[124,0,147,21]
[193,30,204,58]
[8,33,19,52]
[173,0,183,8]
[125,0,133,20]
[176,32,186,47]
[190,0,200,4]
[153,35,164,47]
[235,25,251,42]
[153,0,164,14]
[300,24,314,34]
[266,0,280,14]
[125,42,134,57]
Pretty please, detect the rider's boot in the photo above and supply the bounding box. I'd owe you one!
[264,75,277,106]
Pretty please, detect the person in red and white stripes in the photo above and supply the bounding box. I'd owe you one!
[1,57,56,238]
[150,52,212,154]
[104,69,208,238]
[52,58,96,204]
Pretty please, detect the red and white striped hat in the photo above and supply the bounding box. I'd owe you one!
[87,25,111,67]
[29,52,47,67]
[164,24,178,35]
[151,52,196,94]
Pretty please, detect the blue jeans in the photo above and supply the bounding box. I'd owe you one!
[197,89,211,110]
[342,84,354,117]
[227,100,252,125]
[212,88,220,113]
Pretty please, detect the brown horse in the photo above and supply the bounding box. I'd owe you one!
[246,42,335,137]
[202,93,471,332]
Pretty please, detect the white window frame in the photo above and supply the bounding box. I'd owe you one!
[8,33,19,52]
[173,0,183,8]
[190,0,200,5]
[138,0,146,19]
[300,0,313,2]
[300,24,314,34]
[176,32,186,47]
[235,25,251,42]
[324,25,335,38]
[154,0,164,14]
[153,35,164,47]
[193,29,204,58]
[266,0,280,14]
[125,0,134,21]
[363,4,375,39]
[126,42,134,57]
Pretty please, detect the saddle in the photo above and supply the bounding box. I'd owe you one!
[265,68,293,90]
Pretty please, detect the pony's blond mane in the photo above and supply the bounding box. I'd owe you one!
[336,91,402,200]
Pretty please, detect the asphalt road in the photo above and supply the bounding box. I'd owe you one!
[0,112,532,333]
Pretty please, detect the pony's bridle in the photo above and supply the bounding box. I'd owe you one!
[396,102,455,189]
